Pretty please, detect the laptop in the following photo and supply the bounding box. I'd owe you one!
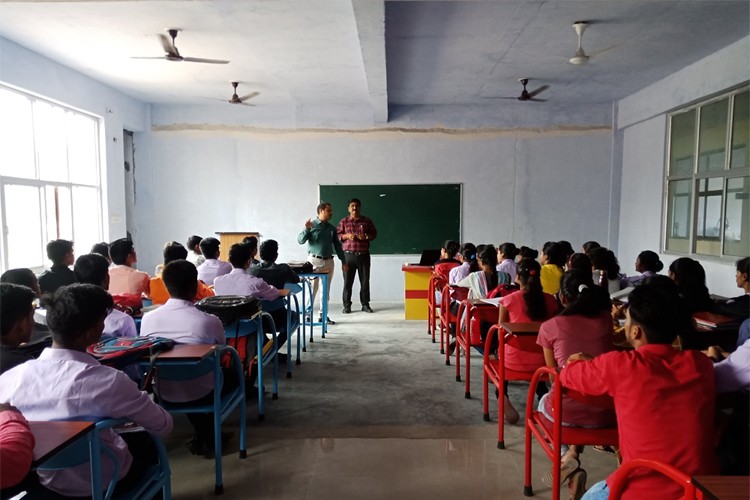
[418,249,442,266]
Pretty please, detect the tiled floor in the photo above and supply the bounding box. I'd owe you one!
[165,302,618,499]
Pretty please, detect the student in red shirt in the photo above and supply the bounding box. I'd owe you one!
[562,281,718,500]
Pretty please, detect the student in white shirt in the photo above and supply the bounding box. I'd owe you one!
[196,237,232,285]
[74,253,137,338]
[186,234,206,267]
[140,259,233,457]
[0,284,173,497]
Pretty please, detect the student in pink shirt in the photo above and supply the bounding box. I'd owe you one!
[497,258,560,423]
[536,269,615,492]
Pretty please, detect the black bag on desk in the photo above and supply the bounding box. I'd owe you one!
[288,261,314,274]
[196,295,262,326]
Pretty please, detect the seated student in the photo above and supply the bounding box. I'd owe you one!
[0,403,34,491]
[196,237,232,285]
[0,284,37,374]
[0,269,50,347]
[589,247,626,294]
[496,242,519,282]
[455,245,510,299]
[539,242,566,295]
[536,270,616,493]
[449,243,477,285]
[108,238,150,296]
[557,240,575,264]
[581,241,601,255]
[37,239,76,294]
[74,253,137,338]
[0,284,173,497]
[214,243,291,353]
[566,252,592,273]
[242,236,261,267]
[562,282,718,500]
[625,250,663,287]
[668,257,713,314]
[249,239,301,334]
[90,242,111,264]
[149,242,214,305]
[435,240,461,268]
[497,258,561,423]
[140,260,230,456]
[714,257,749,320]
[186,235,205,267]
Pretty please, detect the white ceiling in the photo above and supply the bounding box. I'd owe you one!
[0,0,748,127]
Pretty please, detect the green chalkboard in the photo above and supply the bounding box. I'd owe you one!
[319,184,461,254]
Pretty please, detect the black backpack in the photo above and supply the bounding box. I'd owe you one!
[196,295,262,326]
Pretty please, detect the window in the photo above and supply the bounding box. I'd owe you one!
[0,84,103,272]
[665,87,750,258]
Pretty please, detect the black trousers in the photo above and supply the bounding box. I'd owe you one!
[343,252,371,308]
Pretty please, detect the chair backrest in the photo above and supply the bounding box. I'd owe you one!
[434,261,460,280]
[608,459,697,500]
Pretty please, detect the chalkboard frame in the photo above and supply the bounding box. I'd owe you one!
[319,184,462,255]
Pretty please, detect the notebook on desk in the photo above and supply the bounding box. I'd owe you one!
[418,249,441,266]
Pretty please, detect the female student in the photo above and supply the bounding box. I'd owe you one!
[668,257,713,314]
[496,242,519,282]
[536,270,616,489]
[625,250,663,287]
[715,257,750,320]
[539,242,566,295]
[456,245,509,299]
[497,259,561,423]
[448,243,477,285]
[589,247,626,294]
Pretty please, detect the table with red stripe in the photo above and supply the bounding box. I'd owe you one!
[401,264,433,320]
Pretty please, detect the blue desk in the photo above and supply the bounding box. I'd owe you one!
[299,272,329,340]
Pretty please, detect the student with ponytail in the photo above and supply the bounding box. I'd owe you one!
[497,258,561,423]
[535,270,615,490]
[449,243,478,285]
[456,245,510,299]
[625,250,664,286]
[540,242,567,295]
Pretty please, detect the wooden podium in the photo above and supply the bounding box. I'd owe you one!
[216,232,261,261]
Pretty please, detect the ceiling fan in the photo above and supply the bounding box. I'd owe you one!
[227,82,259,105]
[569,21,590,65]
[486,78,548,102]
[132,28,229,64]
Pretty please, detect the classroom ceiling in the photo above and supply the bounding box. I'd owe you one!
[0,0,748,127]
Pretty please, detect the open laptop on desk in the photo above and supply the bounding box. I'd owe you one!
[418,249,441,266]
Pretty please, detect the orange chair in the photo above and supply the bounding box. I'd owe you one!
[608,459,701,499]
[482,322,544,449]
[454,299,497,398]
[427,273,449,348]
[523,366,619,500]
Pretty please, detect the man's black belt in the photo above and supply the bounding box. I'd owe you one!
[345,251,369,255]
[310,254,333,260]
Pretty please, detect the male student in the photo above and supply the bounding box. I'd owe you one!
[0,269,51,348]
[149,242,214,305]
[139,259,230,456]
[336,198,377,313]
[74,253,137,338]
[0,284,173,497]
[196,237,232,285]
[186,235,205,267]
[298,202,347,324]
[37,239,76,294]
[214,243,291,355]
[560,282,718,500]
[249,239,301,336]
[0,283,37,374]
[108,237,150,296]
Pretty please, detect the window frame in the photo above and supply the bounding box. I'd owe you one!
[663,85,750,261]
[0,83,105,273]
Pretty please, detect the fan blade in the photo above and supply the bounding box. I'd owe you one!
[529,98,547,102]
[182,57,229,64]
[239,102,255,107]
[238,92,260,102]
[528,85,549,98]
[482,96,519,100]
[130,56,167,60]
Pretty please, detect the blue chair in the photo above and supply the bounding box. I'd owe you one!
[152,345,247,495]
[35,418,171,500]
[283,282,304,376]
[297,277,314,350]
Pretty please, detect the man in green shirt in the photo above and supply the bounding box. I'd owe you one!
[298,202,348,324]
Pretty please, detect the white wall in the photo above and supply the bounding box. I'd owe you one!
[616,36,750,297]
[135,127,614,301]
[0,37,150,246]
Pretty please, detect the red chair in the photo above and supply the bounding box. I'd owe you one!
[454,299,497,399]
[482,322,543,449]
[608,459,700,500]
[440,285,467,365]
[427,273,449,347]
[523,366,619,500]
